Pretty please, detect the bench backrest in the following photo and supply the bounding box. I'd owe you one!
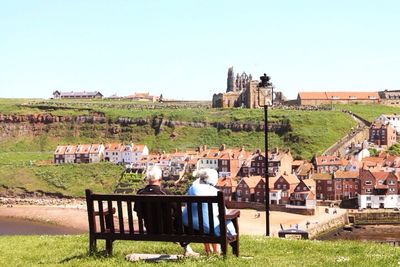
[85,189,227,244]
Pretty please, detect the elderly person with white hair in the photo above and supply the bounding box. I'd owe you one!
[182,168,236,255]
[134,165,199,257]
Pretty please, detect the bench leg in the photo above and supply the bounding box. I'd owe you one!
[231,240,239,257]
[106,239,113,255]
[221,242,228,257]
[89,235,97,255]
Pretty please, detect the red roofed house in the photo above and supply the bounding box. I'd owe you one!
[253,177,266,203]
[369,123,397,147]
[333,170,360,200]
[314,155,347,174]
[267,148,293,177]
[235,176,259,202]
[217,146,245,178]
[312,173,334,200]
[75,144,92,163]
[297,91,380,106]
[271,172,299,204]
[287,179,316,209]
[64,145,77,163]
[104,143,125,163]
[89,144,104,163]
[54,145,67,164]
[358,169,399,209]
[216,177,238,202]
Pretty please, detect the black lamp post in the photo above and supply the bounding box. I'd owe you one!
[258,73,273,237]
[264,104,270,236]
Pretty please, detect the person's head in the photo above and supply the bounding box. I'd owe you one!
[145,165,162,185]
[192,168,218,186]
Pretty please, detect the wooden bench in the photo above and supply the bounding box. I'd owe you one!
[85,189,240,256]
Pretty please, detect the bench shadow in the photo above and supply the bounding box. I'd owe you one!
[58,250,109,263]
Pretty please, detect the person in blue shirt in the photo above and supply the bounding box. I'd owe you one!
[182,168,236,255]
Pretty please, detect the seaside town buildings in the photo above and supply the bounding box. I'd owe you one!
[53,140,400,210]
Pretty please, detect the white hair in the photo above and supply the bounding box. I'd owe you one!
[145,166,162,182]
[193,168,218,186]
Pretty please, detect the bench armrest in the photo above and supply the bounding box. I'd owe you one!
[226,209,240,220]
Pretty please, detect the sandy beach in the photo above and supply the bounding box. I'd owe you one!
[0,202,345,236]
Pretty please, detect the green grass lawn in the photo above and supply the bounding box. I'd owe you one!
[0,235,398,266]
[335,104,400,122]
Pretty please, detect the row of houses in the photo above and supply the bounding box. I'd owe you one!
[296,90,400,106]
[52,91,160,102]
[54,143,149,164]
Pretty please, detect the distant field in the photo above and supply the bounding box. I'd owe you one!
[335,104,400,122]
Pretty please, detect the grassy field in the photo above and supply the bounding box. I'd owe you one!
[0,163,124,197]
[0,235,399,266]
[335,104,400,122]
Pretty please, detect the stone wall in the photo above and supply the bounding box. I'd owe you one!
[226,201,315,215]
[308,213,349,238]
[349,211,400,224]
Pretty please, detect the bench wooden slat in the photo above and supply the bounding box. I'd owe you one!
[117,201,124,234]
[127,201,134,234]
[156,202,164,234]
[208,202,215,236]
[175,201,183,234]
[137,201,145,234]
[107,200,115,233]
[165,202,173,234]
[197,202,204,234]
[97,201,105,232]
[187,202,194,234]
[145,201,154,234]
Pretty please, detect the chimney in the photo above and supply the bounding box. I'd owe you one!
[202,145,207,151]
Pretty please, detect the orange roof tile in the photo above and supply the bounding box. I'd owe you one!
[334,170,359,179]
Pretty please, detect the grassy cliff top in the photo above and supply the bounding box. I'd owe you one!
[0,235,398,266]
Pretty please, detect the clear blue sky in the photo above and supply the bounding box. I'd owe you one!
[1,0,400,100]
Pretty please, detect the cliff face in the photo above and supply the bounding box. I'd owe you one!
[0,113,291,139]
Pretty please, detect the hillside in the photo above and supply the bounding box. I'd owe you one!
[0,98,357,197]
[0,235,398,266]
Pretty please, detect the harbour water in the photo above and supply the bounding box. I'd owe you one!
[0,217,84,235]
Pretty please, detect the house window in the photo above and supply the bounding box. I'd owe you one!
[303,187,307,191]
[379,196,384,200]
[366,188,372,193]
[389,188,395,192]
[327,181,332,185]
[366,196,371,201]
[365,181,372,185]
[389,180,395,185]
